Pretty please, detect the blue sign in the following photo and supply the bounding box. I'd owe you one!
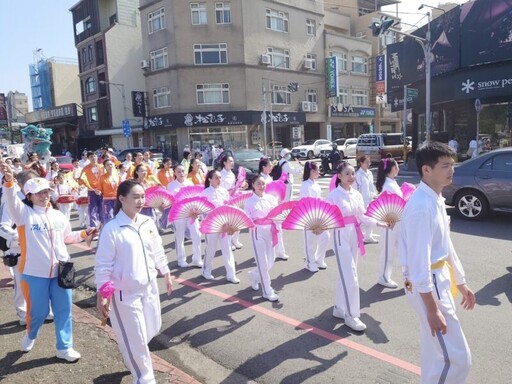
[325,56,339,98]
[122,119,131,138]
[376,55,385,82]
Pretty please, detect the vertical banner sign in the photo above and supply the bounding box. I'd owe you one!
[132,91,146,117]
[325,56,339,98]
[376,55,385,82]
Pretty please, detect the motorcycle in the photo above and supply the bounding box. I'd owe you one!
[319,151,342,176]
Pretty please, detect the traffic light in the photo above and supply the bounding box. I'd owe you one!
[370,17,395,37]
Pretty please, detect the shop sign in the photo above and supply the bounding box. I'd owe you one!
[330,105,375,118]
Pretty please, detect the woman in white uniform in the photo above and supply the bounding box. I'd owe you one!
[299,161,330,272]
[375,158,402,289]
[327,161,389,332]
[354,155,378,243]
[245,175,280,301]
[278,148,303,202]
[201,170,240,284]
[219,155,244,251]
[96,179,173,384]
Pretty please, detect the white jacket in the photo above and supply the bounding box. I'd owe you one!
[355,168,376,206]
[201,185,230,208]
[299,179,322,198]
[220,168,236,190]
[95,210,170,291]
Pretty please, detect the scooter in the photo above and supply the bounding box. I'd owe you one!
[319,152,342,176]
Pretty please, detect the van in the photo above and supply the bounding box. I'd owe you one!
[356,133,411,163]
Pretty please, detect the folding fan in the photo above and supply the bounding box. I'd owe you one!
[168,196,215,222]
[98,281,115,326]
[265,181,286,202]
[200,205,254,235]
[226,191,253,209]
[282,197,345,232]
[278,170,288,183]
[400,182,416,202]
[264,200,298,222]
[235,166,246,190]
[365,191,406,225]
[174,185,204,201]
[145,185,175,209]
[329,174,338,192]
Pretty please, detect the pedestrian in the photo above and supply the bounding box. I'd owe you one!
[80,151,105,227]
[326,161,389,332]
[448,136,459,154]
[53,172,75,221]
[375,158,402,289]
[78,151,89,169]
[0,162,97,362]
[399,142,475,383]
[299,161,330,272]
[12,158,23,175]
[245,175,280,301]
[467,138,478,158]
[98,159,120,224]
[96,179,173,384]
[354,155,378,244]
[278,149,303,202]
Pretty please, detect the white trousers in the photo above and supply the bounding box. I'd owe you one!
[58,203,73,221]
[231,230,241,246]
[275,223,287,259]
[203,233,236,280]
[249,226,275,297]
[77,204,89,227]
[406,265,471,384]
[174,218,202,264]
[378,225,399,283]
[304,230,330,268]
[110,279,161,384]
[332,226,360,318]
[361,200,375,240]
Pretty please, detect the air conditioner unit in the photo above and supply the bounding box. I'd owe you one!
[310,102,318,112]
[301,101,311,112]
[141,60,150,69]
[303,58,314,70]
[261,54,271,65]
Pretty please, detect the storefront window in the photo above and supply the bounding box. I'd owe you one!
[189,125,248,152]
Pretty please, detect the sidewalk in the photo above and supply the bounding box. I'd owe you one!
[0,265,201,384]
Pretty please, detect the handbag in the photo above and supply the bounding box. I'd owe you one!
[58,261,76,289]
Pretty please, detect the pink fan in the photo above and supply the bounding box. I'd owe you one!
[400,182,416,201]
[264,200,298,222]
[175,185,204,201]
[145,186,175,209]
[278,170,288,183]
[266,181,286,202]
[168,196,215,222]
[365,191,406,225]
[329,174,337,192]
[200,206,254,235]
[235,167,246,190]
[226,191,253,209]
[282,197,345,232]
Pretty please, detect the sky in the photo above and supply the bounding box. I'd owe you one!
[0,0,469,112]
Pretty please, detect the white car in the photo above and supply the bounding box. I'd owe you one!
[291,139,332,159]
[319,137,358,158]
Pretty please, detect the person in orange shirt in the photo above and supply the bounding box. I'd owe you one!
[79,152,105,226]
[128,152,153,178]
[187,158,206,186]
[156,158,175,230]
[98,159,120,224]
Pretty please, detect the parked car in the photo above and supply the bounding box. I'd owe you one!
[320,137,358,159]
[53,155,74,172]
[442,148,512,220]
[356,133,411,163]
[291,139,332,159]
[213,148,266,188]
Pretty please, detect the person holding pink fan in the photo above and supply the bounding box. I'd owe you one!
[375,158,402,289]
[354,155,378,244]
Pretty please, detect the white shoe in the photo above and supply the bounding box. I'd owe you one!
[19,318,27,326]
[231,245,237,252]
[317,261,328,269]
[332,306,344,320]
[202,272,214,280]
[305,266,319,273]
[378,279,399,289]
[263,292,279,302]
[364,238,379,244]
[232,241,243,249]
[227,276,240,284]
[345,316,367,332]
[189,260,204,268]
[56,348,81,362]
[21,334,35,352]
[178,261,189,268]
[277,254,289,260]
[248,272,260,291]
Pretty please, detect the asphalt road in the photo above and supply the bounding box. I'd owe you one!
[68,172,512,384]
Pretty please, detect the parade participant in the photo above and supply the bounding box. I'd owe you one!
[12,158,23,175]
[400,142,475,383]
[354,155,378,244]
[122,152,133,169]
[118,163,129,182]
[53,172,74,221]
[278,148,302,202]
[128,152,153,178]
[24,152,46,177]
[201,170,239,284]
[167,164,202,268]
[143,150,158,174]
[71,158,82,182]
[96,179,173,384]
[132,163,161,221]
[327,161,389,332]
[258,158,273,185]
[45,161,60,184]
[245,175,280,301]
[181,150,192,178]
[0,161,97,362]
[375,158,402,289]
[80,152,105,227]
[78,151,89,169]
[156,157,174,188]
[98,159,120,224]
[75,185,89,228]
[188,157,206,186]
[194,151,208,174]
[299,161,330,272]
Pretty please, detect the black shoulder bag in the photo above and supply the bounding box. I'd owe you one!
[58,261,76,289]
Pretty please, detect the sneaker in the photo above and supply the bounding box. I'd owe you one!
[178,261,189,268]
[56,348,81,362]
[231,245,237,252]
[332,306,344,320]
[378,279,399,289]
[345,316,367,332]
[317,261,328,269]
[232,241,243,249]
[263,292,279,302]
[305,266,319,273]
[19,318,27,327]
[364,238,379,244]
[248,273,260,291]
[227,276,240,284]
[202,271,214,280]
[189,260,204,268]
[276,254,289,260]
[21,334,35,352]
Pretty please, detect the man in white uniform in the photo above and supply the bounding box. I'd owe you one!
[399,142,475,384]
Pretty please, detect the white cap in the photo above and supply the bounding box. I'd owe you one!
[23,178,53,195]
[280,148,291,158]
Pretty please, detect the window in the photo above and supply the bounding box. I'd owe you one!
[81,48,87,65]
[332,51,347,72]
[148,8,165,34]
[215,2,231,24]
[194,43,228,65]
[153,87,170,108]
[352,55,368,74]
[338,88,348,105]
[352,89,368,106]
[197,83,230,104]
[150,47,168,70]
[191,3,207,25]
[87,106,97,123]
[271,85,291,105]
[306,53,317,70]
[85,77,95,94]
[266,8,288,32]
[88,44,93,62]
[306,89,317,103]
[267,47,290,69]
[306,19,316,36]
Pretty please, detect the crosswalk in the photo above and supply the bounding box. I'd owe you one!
[291,176,335,199]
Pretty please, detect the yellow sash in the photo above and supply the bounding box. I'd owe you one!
[431,260,458,298]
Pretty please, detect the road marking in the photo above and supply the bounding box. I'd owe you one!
[175,276,421,376]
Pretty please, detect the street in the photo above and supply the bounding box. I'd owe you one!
[68,172,512,384]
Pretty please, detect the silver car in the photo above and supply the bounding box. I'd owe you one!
[442,148,512,220]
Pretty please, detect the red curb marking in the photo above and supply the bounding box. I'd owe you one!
[175,276,421,376]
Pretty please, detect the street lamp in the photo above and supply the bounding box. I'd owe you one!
[99,80,130,147]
